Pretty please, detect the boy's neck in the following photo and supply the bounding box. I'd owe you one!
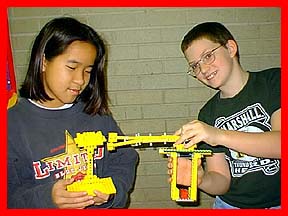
[220,68,249,99]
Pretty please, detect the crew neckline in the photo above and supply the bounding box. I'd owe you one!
[28,99,74,110]
[217,71,252,102]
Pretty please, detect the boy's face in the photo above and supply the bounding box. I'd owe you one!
[41,41,97,108]
[184,38,235,89]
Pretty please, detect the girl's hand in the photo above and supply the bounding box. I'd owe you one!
[52,178,95,209]
[93,190,114,205]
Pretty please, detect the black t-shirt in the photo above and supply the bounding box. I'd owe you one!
[198,68,280,208]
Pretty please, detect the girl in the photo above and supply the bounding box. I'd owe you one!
[8,17,138,209]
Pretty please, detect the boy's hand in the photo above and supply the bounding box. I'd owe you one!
[167,157,204,186]
[174,120,220,148]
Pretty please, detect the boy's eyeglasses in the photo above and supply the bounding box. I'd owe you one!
[187,45,222,77]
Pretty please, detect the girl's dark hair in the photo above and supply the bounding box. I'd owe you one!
[20,17,110,115]
[181,22,240,61]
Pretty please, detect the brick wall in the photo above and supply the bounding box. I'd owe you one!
[8,7,280,208]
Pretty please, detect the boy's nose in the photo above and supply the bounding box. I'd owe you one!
[199,63,210,74]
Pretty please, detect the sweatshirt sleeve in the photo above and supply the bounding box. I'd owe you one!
[94,116,139,208]
[7,105,57,208]
[106,147,139,208]
[8,141,57,208]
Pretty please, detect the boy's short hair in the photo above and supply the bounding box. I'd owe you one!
[181,22,239,60]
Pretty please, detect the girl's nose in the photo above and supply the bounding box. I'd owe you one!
[72,70,85,86]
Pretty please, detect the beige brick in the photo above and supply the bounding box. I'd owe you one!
[137,161,168,176]
[115,90,163,105]
[110,105,142,121]
[137,148,167,162]
[129,189,214,208]
[139,9,187,27]
[140,74,186,89]
[241,55,280,71]
[107,60,163,76]
[187,102,208,117]
[186,8,236,24]
[137,188,171,201]
[79,8,145,14]
[163,58,188,74]
[188,78,205,88]
[241,56,262,70]
[62,8,80,14]
[53,16,88,25]
[165,118,195,134]
[259,24,280,39]
[142,104,189,119]
[9,19,40,34]
[164,88,212,103]
[118,119,166,135]
[160,26,189,43]
[139,43,181,59]
[237,40,258,55]
[134,175,168,189]
[15,66,28,87]
[107,92,117,106]
[129,201,183,208]
[11,7,63,17]
[108,45,139,61]
[11,35,35,50]
[228,24,260,40]
[87,12,142,29]
[107,76,140,91]
[104,28,162,45]
[200,192,215,208]
[13,51,30,66]
[235,8,280,22]
[256,39,280,54]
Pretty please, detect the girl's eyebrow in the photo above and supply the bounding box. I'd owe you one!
[67,59,94,68]
[66,59,79,64]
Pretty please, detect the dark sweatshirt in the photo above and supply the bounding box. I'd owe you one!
[8,98,138,208]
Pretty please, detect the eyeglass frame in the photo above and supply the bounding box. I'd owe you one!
[187,45,223,77]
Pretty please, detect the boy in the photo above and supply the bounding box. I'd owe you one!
[169,22,280,209]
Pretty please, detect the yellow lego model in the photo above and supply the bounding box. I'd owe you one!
[66,131,212,202]
[159,145,212,202]
[66,131,116,196]
[107,132,212,202]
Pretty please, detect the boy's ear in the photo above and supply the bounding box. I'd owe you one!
[226,40,238,57]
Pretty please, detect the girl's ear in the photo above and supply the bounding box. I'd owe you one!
[226,40,238,58]
[42,54,47,72]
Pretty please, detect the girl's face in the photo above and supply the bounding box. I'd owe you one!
[41,41,97,108]
[184,38,236,90]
